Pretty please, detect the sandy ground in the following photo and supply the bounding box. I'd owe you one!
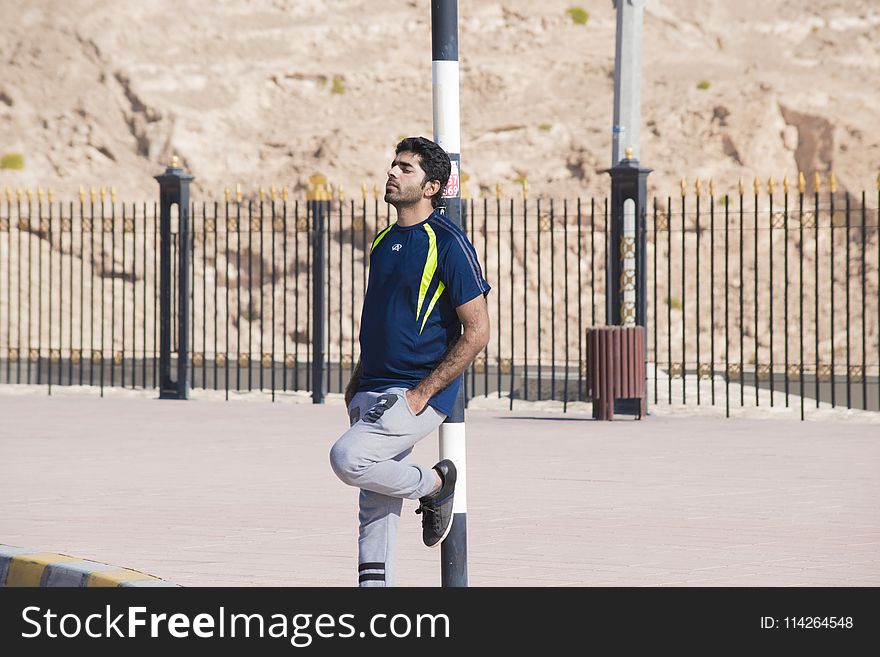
[0,0,878,200]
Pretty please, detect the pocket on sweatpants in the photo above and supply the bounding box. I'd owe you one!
[397,393,418,417]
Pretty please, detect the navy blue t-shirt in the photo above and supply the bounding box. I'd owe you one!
[357,209,491,416]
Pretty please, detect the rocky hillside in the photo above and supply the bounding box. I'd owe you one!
[0,0,878,201]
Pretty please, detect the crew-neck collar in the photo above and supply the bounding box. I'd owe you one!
[393,210,439,231]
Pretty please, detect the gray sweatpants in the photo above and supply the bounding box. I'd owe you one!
[329,386,447,587]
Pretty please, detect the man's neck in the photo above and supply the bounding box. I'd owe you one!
[394,201,435,227]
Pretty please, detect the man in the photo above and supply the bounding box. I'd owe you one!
[329,137,491,587]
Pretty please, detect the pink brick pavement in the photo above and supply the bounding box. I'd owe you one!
[1,391,878,587]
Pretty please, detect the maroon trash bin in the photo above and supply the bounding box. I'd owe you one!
[585,326,646,420]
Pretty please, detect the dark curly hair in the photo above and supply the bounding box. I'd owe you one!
[395,137,451,208]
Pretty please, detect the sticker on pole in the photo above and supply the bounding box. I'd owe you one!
[443,161,460,198]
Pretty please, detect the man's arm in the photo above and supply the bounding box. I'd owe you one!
[405,294,490,414]
[344,359,362,407]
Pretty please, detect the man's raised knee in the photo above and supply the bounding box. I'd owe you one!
[330,439,367,487]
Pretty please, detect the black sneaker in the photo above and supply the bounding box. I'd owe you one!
[415,460,457,548]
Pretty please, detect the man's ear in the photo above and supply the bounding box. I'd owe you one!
[423,179,441,199]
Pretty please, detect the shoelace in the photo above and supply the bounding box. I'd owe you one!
[415,503,442,531]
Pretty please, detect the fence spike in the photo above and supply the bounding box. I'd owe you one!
[373,184,380,199]
[258,186,265,201]
[111,186,117,203]
[767,177,775,195]
[752,176,760,195]
[224,186,230,203]
[282,186,289,201]
[89,186,96,203]
[813,171,821,193]
[100,186,107,202]
[694,178,701,196]
[360,182,368,200]
[48,188,54,203]
[270,184,276,201]
[4,187,11,202]
[521,177,528,199]
[26,188,33,203]
[738,176,744,195]
[79,186,85,203]
[235,183,242,203]
[495,182,502,199]
[798,171,806,193]
[16,187,22,202]
[829,172,837,193]
[709,178,715,196]
[171,154,179,168]
[337,184,344,200]
[37,186,44,202]
[783,175,790,194]
[680,178,686,196]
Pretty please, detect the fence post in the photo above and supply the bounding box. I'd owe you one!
[606,148,651,414]
[155,157,193,400]
[310,177,328,404]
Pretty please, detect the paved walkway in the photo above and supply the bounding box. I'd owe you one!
[1,386,878,586]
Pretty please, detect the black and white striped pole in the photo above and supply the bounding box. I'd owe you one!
[432,0,467,588]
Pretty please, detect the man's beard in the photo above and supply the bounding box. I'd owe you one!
[385,185,423,207]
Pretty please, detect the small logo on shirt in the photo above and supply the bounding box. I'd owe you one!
[392,243,402,251]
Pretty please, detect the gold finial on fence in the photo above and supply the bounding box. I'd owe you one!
[813,171,821,193]
[521,177,528,199]
[16,187,23,202]
[111,186,116,203]
[783,175,790,195]
[373,184,380,199]
[4,187,11,202]
[495,182,502,199]
[79,186,85,203]
[26,188,33,204]
[767,177,775,195]
[829,172,837,193]
[48,188,54,203]
[37,186,44,202]
[738,176,745,195]
[694,178,701,196]
[89,186,96,203]
[625,146,633,160]
[282,186,288,201]
[235,183,242,203]
[709,178,715,196]
[680,178,686,196]
[360,182,368,200]
[337,184,344,200]
[798,171,806,194]
[224,186,230,203]
[100,186,106,202]
[325,183,334,201]
[270,184,276,201]
[258,186,265,201]
[753,176,760,195]
[171,155,179,168]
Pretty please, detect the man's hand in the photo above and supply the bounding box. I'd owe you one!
[344,360,362,408]
[404,388,429,415]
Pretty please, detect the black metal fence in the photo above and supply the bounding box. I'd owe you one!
[1,185,878,416]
